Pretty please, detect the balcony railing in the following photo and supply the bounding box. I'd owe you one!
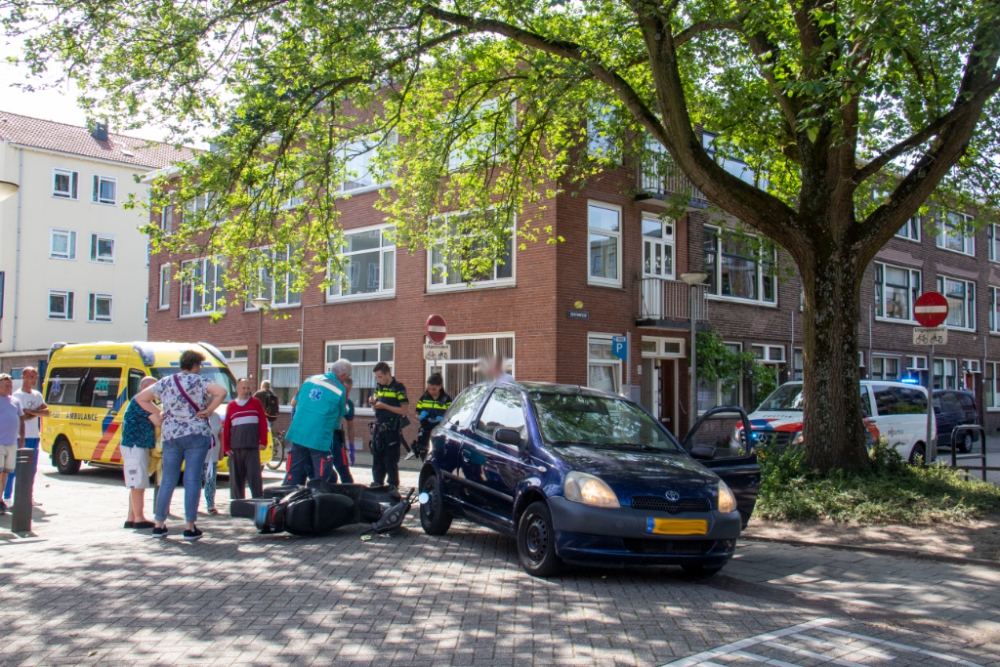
[637,142,708,205]
[640,277,709,322]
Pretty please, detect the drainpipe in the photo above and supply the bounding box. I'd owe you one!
[12,148,23,351]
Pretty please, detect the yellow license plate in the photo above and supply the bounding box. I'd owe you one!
[646,518,708,535]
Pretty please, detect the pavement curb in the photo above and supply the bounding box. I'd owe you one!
[742,535,1000,569]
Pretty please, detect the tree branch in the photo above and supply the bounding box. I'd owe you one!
[674,18,740,48]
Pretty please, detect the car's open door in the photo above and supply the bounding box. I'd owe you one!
[683,406,760,528]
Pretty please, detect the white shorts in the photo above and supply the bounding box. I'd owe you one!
[0,444,16,473]
[121,446,152,489]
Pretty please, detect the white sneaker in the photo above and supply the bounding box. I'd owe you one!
[404,451,415,460]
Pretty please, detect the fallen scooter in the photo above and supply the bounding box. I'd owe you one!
[230,481,413,536]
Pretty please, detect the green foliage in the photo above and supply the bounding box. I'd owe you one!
[696,330,778,406]
[756,437,1000,524]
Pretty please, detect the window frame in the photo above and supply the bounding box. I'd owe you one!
[936,275,976,331]
[702,224,777,305]
[327,224,396,302]
[158,264,171,310]
[89,232,116,264]
[874,262,921,323]
[990,286,1000,334]
[49,229,77,261]
[325,339,395,416]
[697,341,743,414]
[337,133,397,194]
[427,211,516,292]
[87,292,114,323]
[48,290,75,320]
[936,212,975,257]
[641,213,675,281]
[261,344,300,408]
[179,256,226,318]
[751,344,785,364]
[986,362,1000,411]
[895,217,921,242]
[587,201,623,287]
[52,168,79,200]
[586,333,623,394]
[933,357,960,391]
[870,355,901,381]
[246,245,301,309]
[424,333,515,399]
[91,174,117,206]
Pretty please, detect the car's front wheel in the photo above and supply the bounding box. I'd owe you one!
[419,474,452,536]
[517,501,562,577]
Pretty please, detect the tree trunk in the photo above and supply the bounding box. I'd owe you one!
[800,244,870,472]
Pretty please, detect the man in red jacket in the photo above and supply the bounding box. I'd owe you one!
[223,378,269,499]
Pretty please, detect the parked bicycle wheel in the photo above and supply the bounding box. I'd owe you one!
[266,430,286,470]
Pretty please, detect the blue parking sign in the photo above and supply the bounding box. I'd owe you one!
[612,336,628,361]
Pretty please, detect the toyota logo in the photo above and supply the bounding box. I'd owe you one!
[664,490,680,502]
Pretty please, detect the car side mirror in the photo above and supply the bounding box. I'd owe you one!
[495,428,523,447]
[689,444,716,460]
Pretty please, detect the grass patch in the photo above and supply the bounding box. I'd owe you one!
[754,439,1000,524]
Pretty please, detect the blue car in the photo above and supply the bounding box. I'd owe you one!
[418,380,760,577]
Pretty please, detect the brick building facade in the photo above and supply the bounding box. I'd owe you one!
[146,146,1000,440]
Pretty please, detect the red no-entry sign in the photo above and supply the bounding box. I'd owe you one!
[914,292,949,328]
[426,314,447,344]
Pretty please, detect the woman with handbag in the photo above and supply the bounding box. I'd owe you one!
[135,349,227,540]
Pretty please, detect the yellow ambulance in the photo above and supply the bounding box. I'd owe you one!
[40,341,272,475]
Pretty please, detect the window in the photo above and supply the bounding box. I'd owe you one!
[870,356,900,381]
[328,227,395,299]
[443,384,490,429]
[52,169,78,199]
[87,293,113,322]
[248,246,301,307]
[895,217,920,242]
[92,175,117,205]
[162,198,174,232]
[990,225,1000,263]
[873,385,927,415]
[159,264,171,309]
[428,334,514,398]
[751,345,785,363]
[48,290,75,320]
[588,202,621,286]
[218,348,249,380]
[90,233,115,263]
[428,211,514,289]
[698,342,742,413]
[180,257,226,317]
[326,340,394,414]
[587,104,619,160]
[476,388,527,441]
[45,367,87,405]
[874,263,921,321]
[143,297,148,325]
[338,134,395,192]
[702,132,758,186]
[447,99,512,171]
[50,229,77,260]
[903,355,929,385]
[986,363,1000,411]
[587,334,622,394]
[261,346,299,405]
[703,226,775,304]
[936,212,975,256]
[990,287,1000,333]
[641,214,674,280]
[793,348,804,381]
[933,358,959,390]
[937,276,976,330]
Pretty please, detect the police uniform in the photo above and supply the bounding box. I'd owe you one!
[371,378,408,487]
[414,390,452,458]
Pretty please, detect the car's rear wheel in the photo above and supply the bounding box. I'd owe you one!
[517,501,562,577]
[54,439,81,475]
[958,432,973,454]
[908,442,926,465]
[419,474,452,536]
[682,564,723,577]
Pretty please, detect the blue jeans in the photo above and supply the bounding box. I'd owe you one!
[4,438,39,500]
[155,435,210,523]
[285,442,328,486]
[203,461,217,509]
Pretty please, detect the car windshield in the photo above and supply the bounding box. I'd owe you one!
[150,367,238,401]
[756,384,805,411]
[529,391,682,452]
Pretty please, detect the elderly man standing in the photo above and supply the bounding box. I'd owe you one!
[4,367,48,506]
[223,378,268,499]
[285,359,352,486]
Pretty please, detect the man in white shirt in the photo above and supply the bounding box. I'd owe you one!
[4,367,48,504]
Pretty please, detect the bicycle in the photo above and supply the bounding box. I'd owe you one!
[267,428,287,471]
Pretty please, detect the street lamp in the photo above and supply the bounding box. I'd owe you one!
[680,272,709,434]
[0,180,18,202]
[252,297,269,390]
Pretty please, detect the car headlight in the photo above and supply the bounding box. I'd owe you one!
[791,431,804,446]
[563,471,620,509]
[718,481,738,514]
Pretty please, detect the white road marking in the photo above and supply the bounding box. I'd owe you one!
[659,618,984,667]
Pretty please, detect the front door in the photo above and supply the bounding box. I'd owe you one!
[660,359,679,437]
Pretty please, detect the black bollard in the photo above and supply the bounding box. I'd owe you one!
[11,447,36,534]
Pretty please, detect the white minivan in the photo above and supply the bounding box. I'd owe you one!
[741,380,936,463]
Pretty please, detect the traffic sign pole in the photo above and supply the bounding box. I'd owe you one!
[626,331,631,394]
[913,292,948,465]
[927,344,935,464]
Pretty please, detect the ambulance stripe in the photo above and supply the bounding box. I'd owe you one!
[91,390,129,463]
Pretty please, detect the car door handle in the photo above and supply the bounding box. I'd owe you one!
[461,450,472,462]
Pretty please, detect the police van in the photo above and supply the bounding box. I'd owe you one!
[40,341,272,475]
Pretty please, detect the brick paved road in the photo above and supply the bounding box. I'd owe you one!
[1,463,998,667]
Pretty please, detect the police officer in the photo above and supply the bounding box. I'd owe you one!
[368,361,408,490]
[408,373,451,460]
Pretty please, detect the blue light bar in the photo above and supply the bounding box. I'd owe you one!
[900,377,919,385]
